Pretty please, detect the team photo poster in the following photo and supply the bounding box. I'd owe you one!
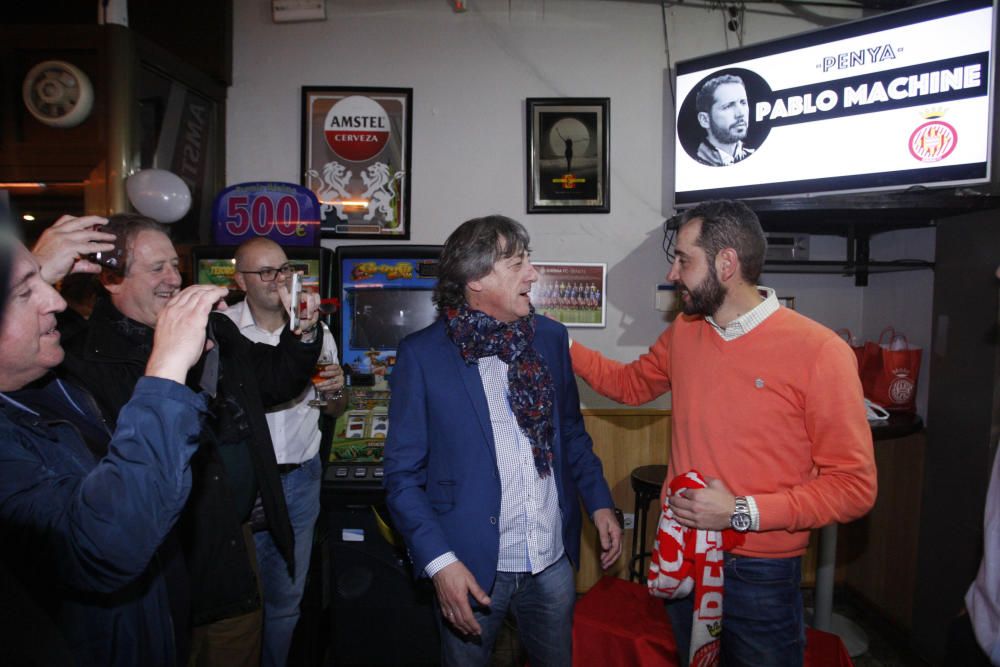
[530,262,607,328]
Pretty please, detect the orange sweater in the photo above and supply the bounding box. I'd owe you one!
[571,307,876,558]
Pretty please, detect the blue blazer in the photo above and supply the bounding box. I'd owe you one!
[383,315,614,592]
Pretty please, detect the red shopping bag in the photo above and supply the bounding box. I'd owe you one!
[860,326,922,413]
[835,329,864,370]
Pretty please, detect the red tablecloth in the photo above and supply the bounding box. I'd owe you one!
[573,576,853,667]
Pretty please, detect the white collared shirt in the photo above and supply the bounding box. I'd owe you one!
[424,355,564,579]
[224,300,336,465]
[705,286,780,341]
[477,355,563,574]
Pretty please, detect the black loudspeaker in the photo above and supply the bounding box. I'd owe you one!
[326,503,440,666]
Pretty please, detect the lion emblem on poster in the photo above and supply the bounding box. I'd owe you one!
[361,162,404,227]
[305,161,353,222]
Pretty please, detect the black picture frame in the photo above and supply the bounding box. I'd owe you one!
[301,86,413,239]
[526,97,610,214]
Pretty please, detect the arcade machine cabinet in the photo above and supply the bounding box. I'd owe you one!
[323,245,442,665]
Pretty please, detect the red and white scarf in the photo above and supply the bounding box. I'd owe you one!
[647,470,745,667]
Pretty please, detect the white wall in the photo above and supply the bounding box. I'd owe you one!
[228,0,933,411]
[864,227,936,418]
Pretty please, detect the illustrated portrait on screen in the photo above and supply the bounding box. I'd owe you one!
[677,68,770,169]
[695,74,753,166]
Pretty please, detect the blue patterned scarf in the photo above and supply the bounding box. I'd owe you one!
[445,304,555,478]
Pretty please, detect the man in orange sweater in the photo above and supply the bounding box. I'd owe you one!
[570,199,876,666]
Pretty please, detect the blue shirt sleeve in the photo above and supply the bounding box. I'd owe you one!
[0,377,207,593]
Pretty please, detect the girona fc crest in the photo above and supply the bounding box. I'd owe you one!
[909,120,956,163]
[889,375,915,405]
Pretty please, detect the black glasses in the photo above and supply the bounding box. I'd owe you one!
[239,263,294,282]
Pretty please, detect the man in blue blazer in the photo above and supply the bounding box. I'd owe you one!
[384,215,622,666]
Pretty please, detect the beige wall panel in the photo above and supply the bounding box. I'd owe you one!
[575,410,671,591]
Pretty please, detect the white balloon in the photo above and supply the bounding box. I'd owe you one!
[126,169,192,223]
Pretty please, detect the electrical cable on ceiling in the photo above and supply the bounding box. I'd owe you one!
[733,3,746,46]
[661,2,676,107]
[716,2,747,48]
[722,4,731,49]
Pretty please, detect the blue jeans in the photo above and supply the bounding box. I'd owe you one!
[253,455,321,667]
[439,554,575,667]
[666,554,804,667]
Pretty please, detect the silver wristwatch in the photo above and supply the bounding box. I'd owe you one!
[731,496,752,533]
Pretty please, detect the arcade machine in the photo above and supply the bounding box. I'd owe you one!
[323,245,442,666]
[324,246,441,494]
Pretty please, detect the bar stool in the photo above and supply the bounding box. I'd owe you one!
[628,464,668,582]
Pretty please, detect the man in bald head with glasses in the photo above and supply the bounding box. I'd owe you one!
[227,237,346,667]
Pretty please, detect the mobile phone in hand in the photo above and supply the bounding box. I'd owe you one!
[289,272,302,329]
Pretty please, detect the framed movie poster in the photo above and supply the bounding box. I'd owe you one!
[526,98,610,214]
[529,262,607,328]
[301,86,413,239]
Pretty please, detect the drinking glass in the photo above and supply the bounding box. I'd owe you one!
[307,351,342,407]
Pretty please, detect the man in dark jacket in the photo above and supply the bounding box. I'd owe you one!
[0,213,229,666]
[61,215,323,666]
[383,215,621,666]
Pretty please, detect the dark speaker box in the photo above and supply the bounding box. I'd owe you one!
[326,504,440,666]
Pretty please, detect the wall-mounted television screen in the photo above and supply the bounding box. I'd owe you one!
[674,0,995,205]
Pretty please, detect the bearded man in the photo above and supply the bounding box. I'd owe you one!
[568,199,876,666]
[695,74,754,166]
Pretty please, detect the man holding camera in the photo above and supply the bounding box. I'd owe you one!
[0,214,229,665]
[61,214,323,666]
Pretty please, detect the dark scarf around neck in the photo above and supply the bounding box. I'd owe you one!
[445,304,555,478]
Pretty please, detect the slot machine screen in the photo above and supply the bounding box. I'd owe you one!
[195,257,238,289]
[326,247,441,488]
[349,288,438,350]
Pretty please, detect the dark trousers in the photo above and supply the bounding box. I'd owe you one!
[667,555,804,667]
